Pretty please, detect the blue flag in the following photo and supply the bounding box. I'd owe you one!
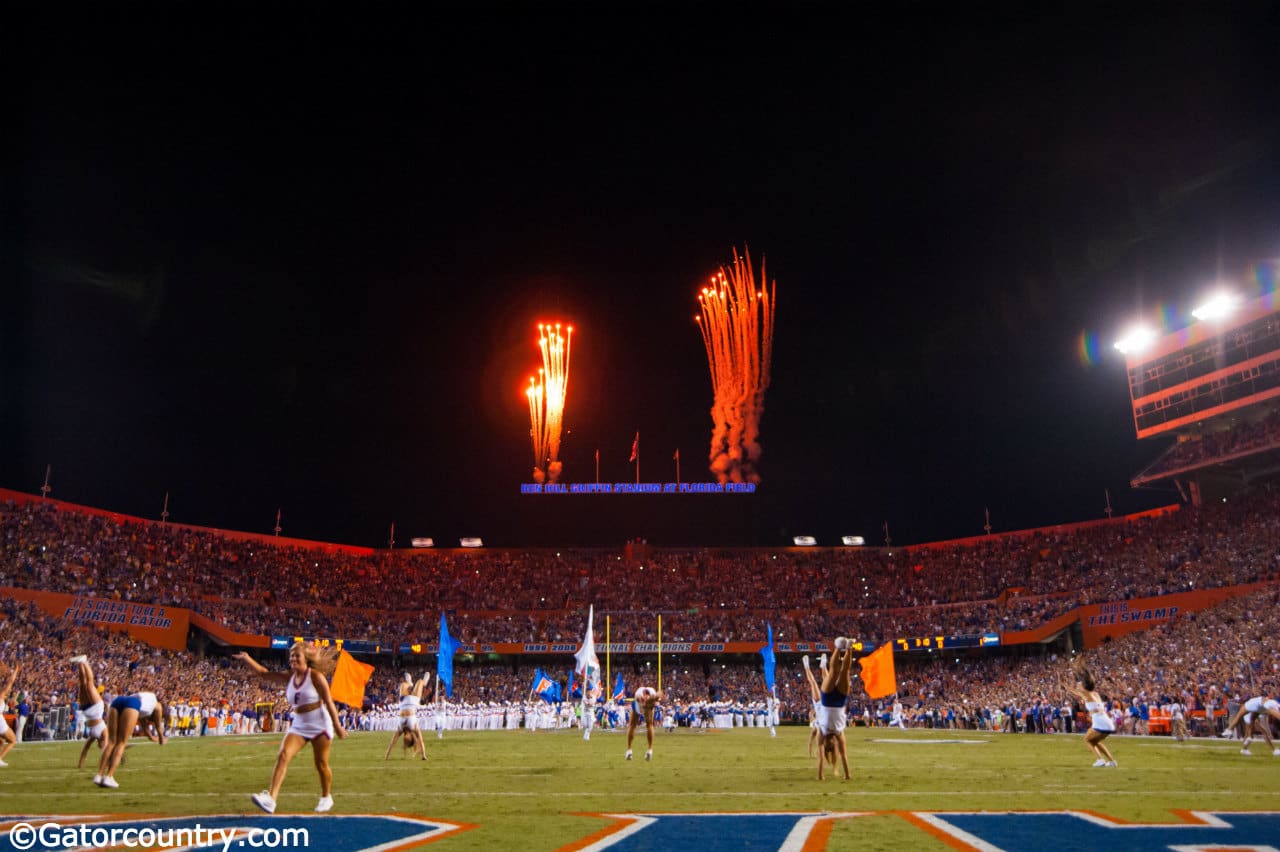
[532,669,559,703]
[437,612,461,698]
[612,672,626,702]
[761,622,777,691]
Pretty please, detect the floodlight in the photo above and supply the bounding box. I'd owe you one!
[1191,291,1241,321]
[841,535,865,546]
[792,535,817,546]
[1113,326,1157,354]
[459,537,483,548]
[410,537,434,548]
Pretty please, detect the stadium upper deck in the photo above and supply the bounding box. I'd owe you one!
[3,485,1277,654]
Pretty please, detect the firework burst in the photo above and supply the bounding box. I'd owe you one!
[526,322,572,483]
[695,247,775,484]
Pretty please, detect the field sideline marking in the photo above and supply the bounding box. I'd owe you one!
[4,789,1278,798]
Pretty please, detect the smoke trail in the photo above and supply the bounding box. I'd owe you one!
[695,247,776,483]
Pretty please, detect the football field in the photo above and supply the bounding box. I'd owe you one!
[2,726,1278,851]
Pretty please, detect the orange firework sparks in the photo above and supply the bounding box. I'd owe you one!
[525,322,573,483]
[694,247,775,484]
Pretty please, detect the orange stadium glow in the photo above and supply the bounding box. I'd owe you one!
[526,322,573,484]
[694,247,776,484]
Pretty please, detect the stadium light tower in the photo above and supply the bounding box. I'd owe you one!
[1191,290,1241,321]
[1114,325,1157,354]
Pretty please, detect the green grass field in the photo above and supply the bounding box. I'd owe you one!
[2,726,1278,851]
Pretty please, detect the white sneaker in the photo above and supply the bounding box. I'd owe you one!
[0,759,8,767]
[1092,758,1107,767]
[315,796,333,813]
[70,655,88,664]
[252,791,276,814]
[625,750,633,760]
[1104,761,1117,768]
[92,774,102,785]
[645,750,652,761]
[583,731,590,741]
[802,655,810,670]
[100,776,119,788]
[1242,738,1251,748]
[1241,748,1252,755]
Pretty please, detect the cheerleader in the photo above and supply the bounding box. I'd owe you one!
[70,657,110,770]
[236,643,347,814]
[1063,658,1117,767]
[0,661,19,766]
[384,672,429,760]
[814,639,852,781]
[624,686,663,761]
[96,688,166,787]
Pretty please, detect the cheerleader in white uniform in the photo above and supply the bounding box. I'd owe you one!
[384,672,429,760]
[71,657,110,770]
[0,662,18,767]
[1064,658,1117,767]
[236,644,347,814]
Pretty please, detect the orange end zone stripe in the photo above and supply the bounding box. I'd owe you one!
[562,813,642,852]
[892,811,979,852]
[799,815,835,852]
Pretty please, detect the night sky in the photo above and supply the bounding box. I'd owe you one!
[5,5,1280,547]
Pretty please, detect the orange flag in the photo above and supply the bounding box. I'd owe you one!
[859,643,897,699]
[329,650,374,707]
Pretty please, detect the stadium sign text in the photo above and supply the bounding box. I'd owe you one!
[64,598,173,629]
[520,481,756,494]
[1087,602,1179,627]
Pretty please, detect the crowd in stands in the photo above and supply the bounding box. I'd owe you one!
[2,486,1279,745]
[4,492,1279,650]
[872,585,1280,737]
[1138,407,1280,481]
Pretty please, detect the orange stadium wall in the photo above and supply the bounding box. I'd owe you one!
[1001,581,1274,647]
[4,587,191,651]
[1077,582,1273,646]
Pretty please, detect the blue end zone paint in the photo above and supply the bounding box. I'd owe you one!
[923,811,1280,852]
[1,814,460,852]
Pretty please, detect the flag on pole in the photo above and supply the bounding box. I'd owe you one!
[437,612,461,698]
[532,669,560,703]
[859,642,897,699]
[612,672,626,701]
[574,606,600,676]
[329,650,375,707]
[568,668,580,699]
[673,448,679,460]
[760,623,777,691]
[629,432,639,462]
[532,668,553,694]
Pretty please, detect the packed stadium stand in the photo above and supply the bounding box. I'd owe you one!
[2,477,1277,741]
